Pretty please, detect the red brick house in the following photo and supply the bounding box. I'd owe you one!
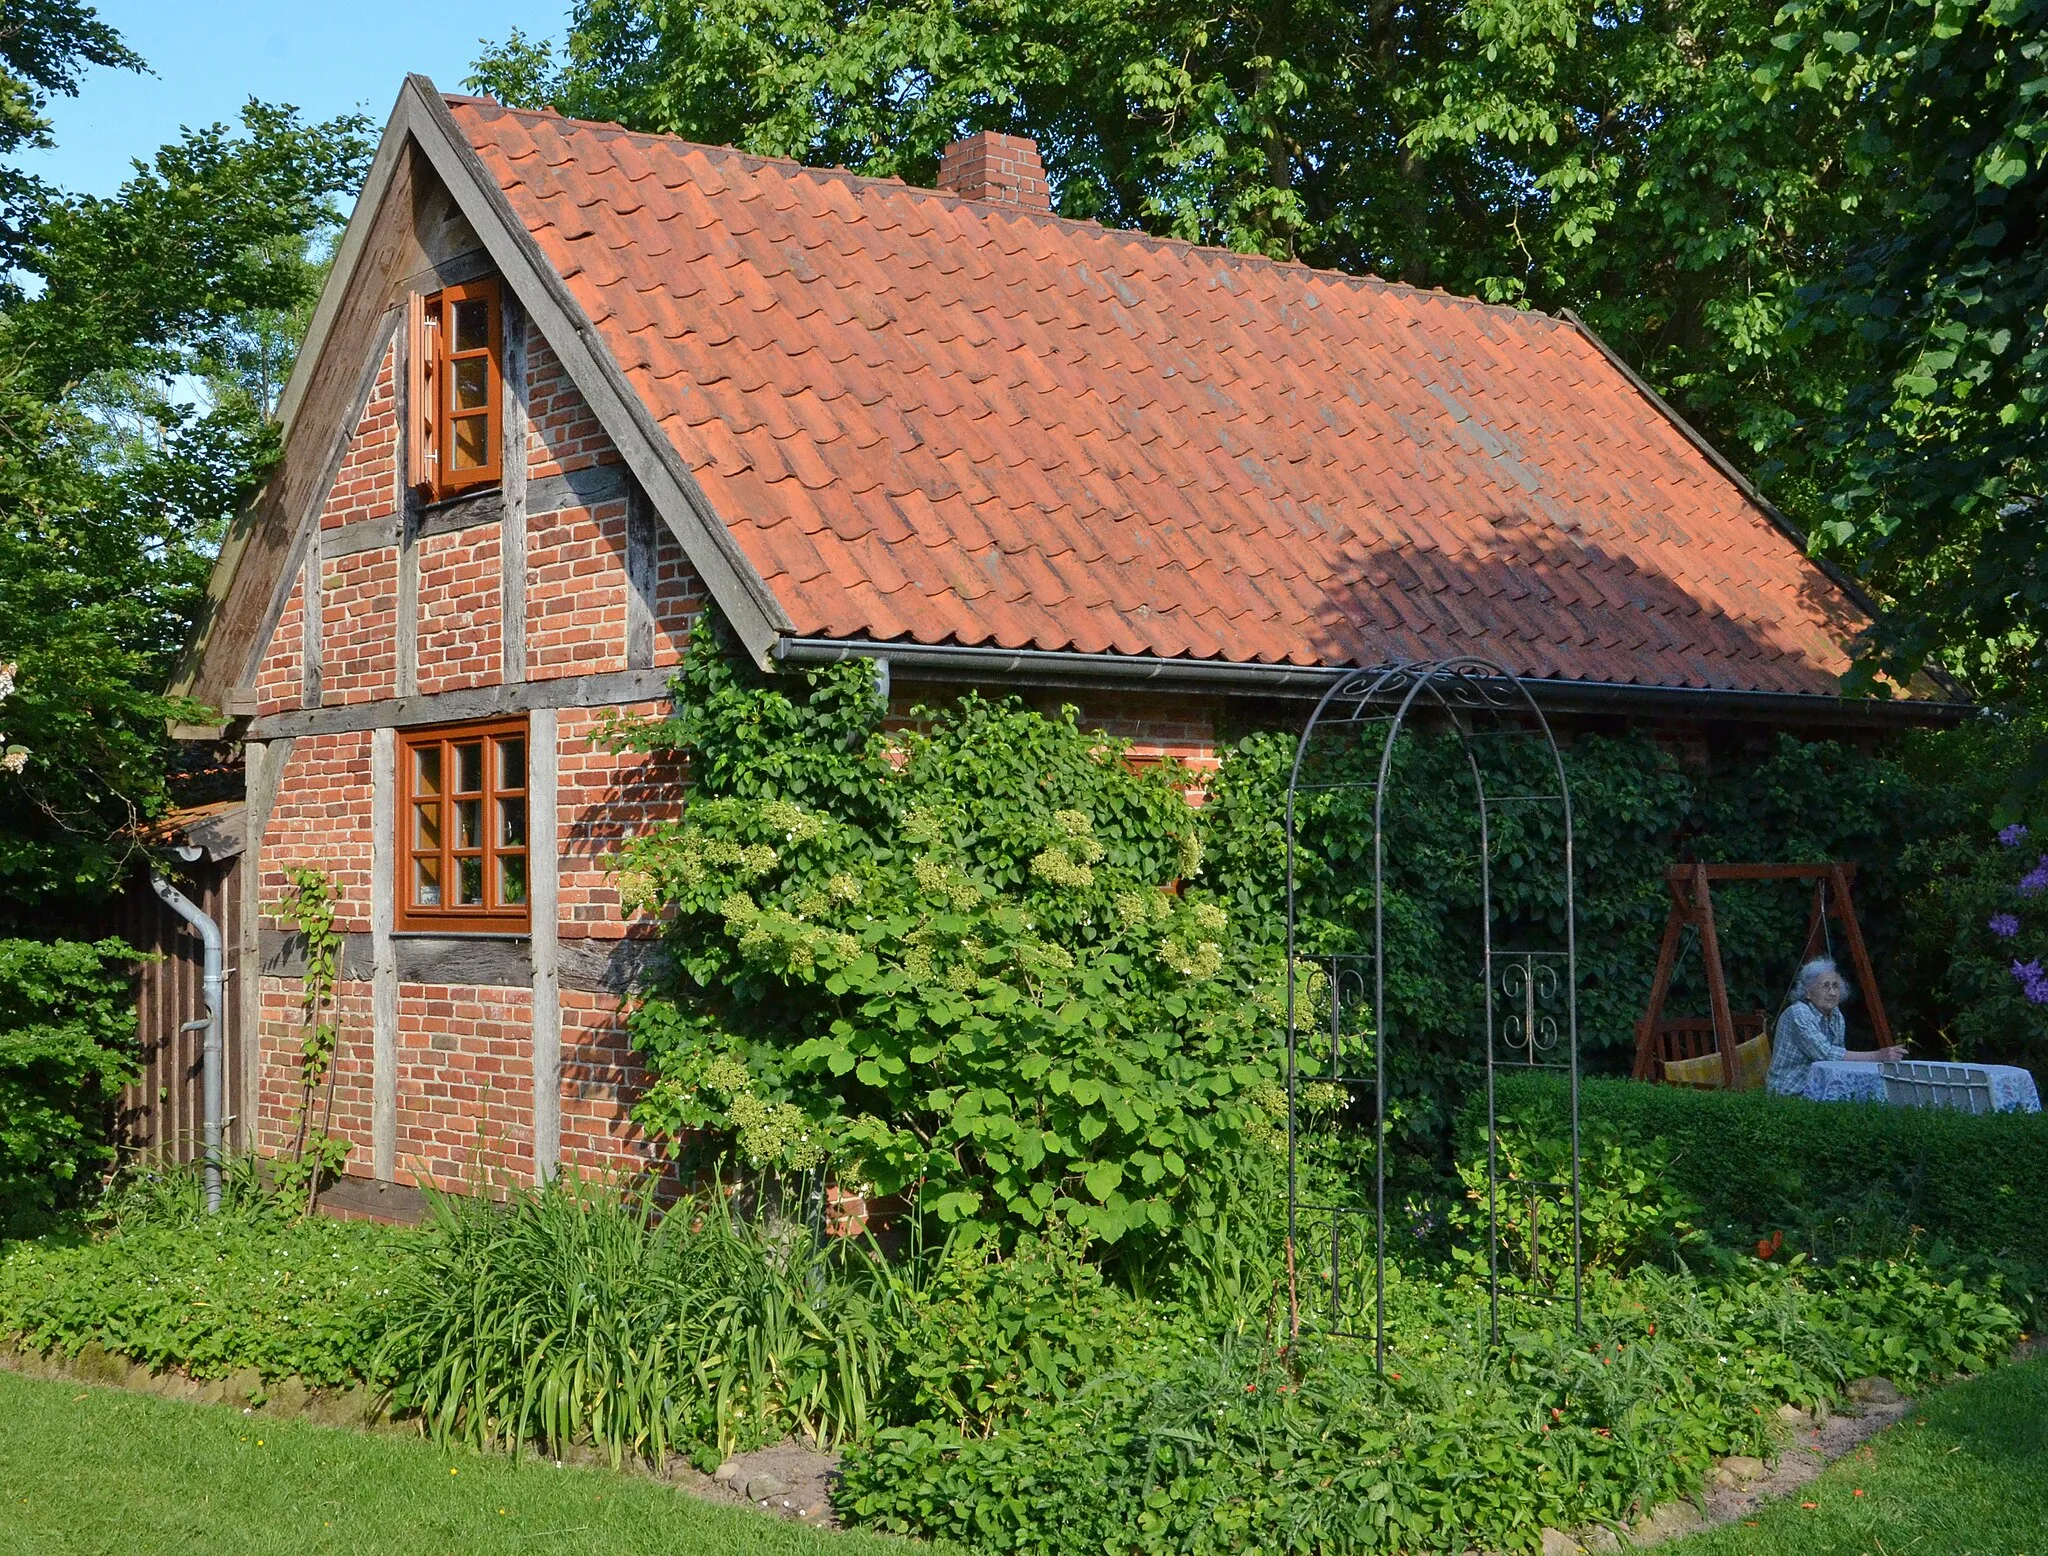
[156,76,1952,1205]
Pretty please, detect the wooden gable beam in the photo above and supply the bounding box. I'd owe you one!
[174,75,793,712]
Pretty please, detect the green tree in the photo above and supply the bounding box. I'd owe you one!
[475,0,2043,698]
[1775,0,2048,700]
[0,13,370,924]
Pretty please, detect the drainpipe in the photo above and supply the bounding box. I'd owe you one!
[152,867,224,1213]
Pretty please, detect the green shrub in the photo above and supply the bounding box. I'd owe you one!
[843,1259,2016,1555]
[1486,1072,2048,1313]
[0,936,141,1235]
[375,1174,897,1468]
[0,1167,406,1385]
[615,625,1281,1251]
[881,1225,1204,1435]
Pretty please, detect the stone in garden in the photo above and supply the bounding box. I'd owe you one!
[1576,1529,1621,1554]
[73,1343,124,1385]
[1847,1376,1902,1405]
[1721,1455,1766,1482]
[712,1460,740,1483]
[1541,1528,1582,1556]
[1776,1402,1808,1424]
[746,1473,788,1501]
[265,1377,311,1416]
[226,1366,264,1405]
[1630,1501,1707,1544]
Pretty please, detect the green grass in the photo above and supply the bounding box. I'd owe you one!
[3,1357,2042,1556]
[0,1370,907,1556]
[1666,1354,2048,1556]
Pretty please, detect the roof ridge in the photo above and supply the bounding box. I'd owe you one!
[444,91,1571,329]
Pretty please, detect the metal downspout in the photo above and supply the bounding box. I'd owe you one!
[151,871,225,1213]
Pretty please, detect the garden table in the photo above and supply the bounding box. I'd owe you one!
[1800,1059,2041,1112]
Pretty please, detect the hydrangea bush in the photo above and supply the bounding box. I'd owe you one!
[612,624,1283,1248]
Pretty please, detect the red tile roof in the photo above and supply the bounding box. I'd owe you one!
[451,97,1872,695]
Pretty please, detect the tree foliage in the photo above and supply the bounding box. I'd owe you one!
[475,0,2046,702]
[0,9,371,926]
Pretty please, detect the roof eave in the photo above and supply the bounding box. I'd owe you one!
[772,635,1972,728]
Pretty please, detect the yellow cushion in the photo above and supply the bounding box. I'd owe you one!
[1664,1033,1772,1090]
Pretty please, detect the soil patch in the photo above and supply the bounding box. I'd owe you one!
[679,1441,842,1531]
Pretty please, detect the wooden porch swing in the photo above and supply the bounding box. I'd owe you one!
[1632,862,1895,1089]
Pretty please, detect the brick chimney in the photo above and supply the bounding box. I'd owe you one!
[935,131,1051,213]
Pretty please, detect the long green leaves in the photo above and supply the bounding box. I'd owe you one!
[375,1175,897,1467]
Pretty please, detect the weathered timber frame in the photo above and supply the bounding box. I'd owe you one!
[1632,862,1892,1087]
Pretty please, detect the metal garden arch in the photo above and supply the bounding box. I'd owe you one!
[1283,657,1583,1371]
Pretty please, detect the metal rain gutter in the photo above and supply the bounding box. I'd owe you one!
[151,870,226,1213]
[771,636,1972,727]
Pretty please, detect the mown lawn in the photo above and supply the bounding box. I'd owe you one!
[1666,1353,2048,1556]
[2,1357,2043,1555]
[0,1370,906,1556]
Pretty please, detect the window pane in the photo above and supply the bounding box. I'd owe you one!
[413,745,441,796]
[498,853,528,907]
[457,855,484,907]
[414,853,442,907]
[450,411,488,471]
[455,742,483,793]
[496,737,525,792]
[413,801,441,851]
[452,297,490,353]
[498,795,526,848]
[457,798,483,850]
[451,355,489,411]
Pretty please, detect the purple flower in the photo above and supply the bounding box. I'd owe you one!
[2002,823,2031,847]
[1989,912,2021,939]
[2021,857,2048,897]
[2014,960,2048,1006]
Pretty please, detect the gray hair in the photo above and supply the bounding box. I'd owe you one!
[1790,956,1846,1004]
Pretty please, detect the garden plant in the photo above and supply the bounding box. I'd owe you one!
[7,630,2043,1554]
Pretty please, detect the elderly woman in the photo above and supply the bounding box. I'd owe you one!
[1766,957,1906,1097]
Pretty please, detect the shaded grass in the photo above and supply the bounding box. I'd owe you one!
[0,1370,908,1556]
[1666,1354,2048,1556]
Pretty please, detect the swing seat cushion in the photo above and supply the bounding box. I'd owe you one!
[1664,1033,1773,1091]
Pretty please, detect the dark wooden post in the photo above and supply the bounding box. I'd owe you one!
[1830,863,1894,1049]
[1693,862,1739,1089]
[1633,876,1689,1080]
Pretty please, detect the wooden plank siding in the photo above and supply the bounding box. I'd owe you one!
[112,855,248,1164]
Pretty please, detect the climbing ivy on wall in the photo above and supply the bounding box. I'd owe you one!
[615,618,1988,1247]
[273,868,351,1209]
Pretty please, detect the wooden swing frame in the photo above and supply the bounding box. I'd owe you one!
[1631,862,1894,1088]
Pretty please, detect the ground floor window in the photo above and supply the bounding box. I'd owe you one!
[397,717,529,932]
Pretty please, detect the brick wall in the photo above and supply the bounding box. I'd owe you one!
[394,984,536,1188]
[558,991,671,1179]
[526,497,631,680]
[260,732,375,930]
[254,569,305,717]
[320,344,397,532]
[651,520,700,668]
[557,702,684,939]
[527,328,609,478]
[416,524,503,694]
[319,547,400,704]
[254,978,378,1165]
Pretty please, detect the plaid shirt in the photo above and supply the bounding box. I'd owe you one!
[1767,1000,1848,1096]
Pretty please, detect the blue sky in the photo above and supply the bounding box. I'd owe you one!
[26,0,565,198]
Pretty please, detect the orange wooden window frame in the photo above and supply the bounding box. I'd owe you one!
[396,717,531,933]
[409,277,503,499]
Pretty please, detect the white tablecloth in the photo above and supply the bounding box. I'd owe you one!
[1801,1060,2042,1113]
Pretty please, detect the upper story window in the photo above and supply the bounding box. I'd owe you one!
[410,278,503,500]
[397,717,529,933]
